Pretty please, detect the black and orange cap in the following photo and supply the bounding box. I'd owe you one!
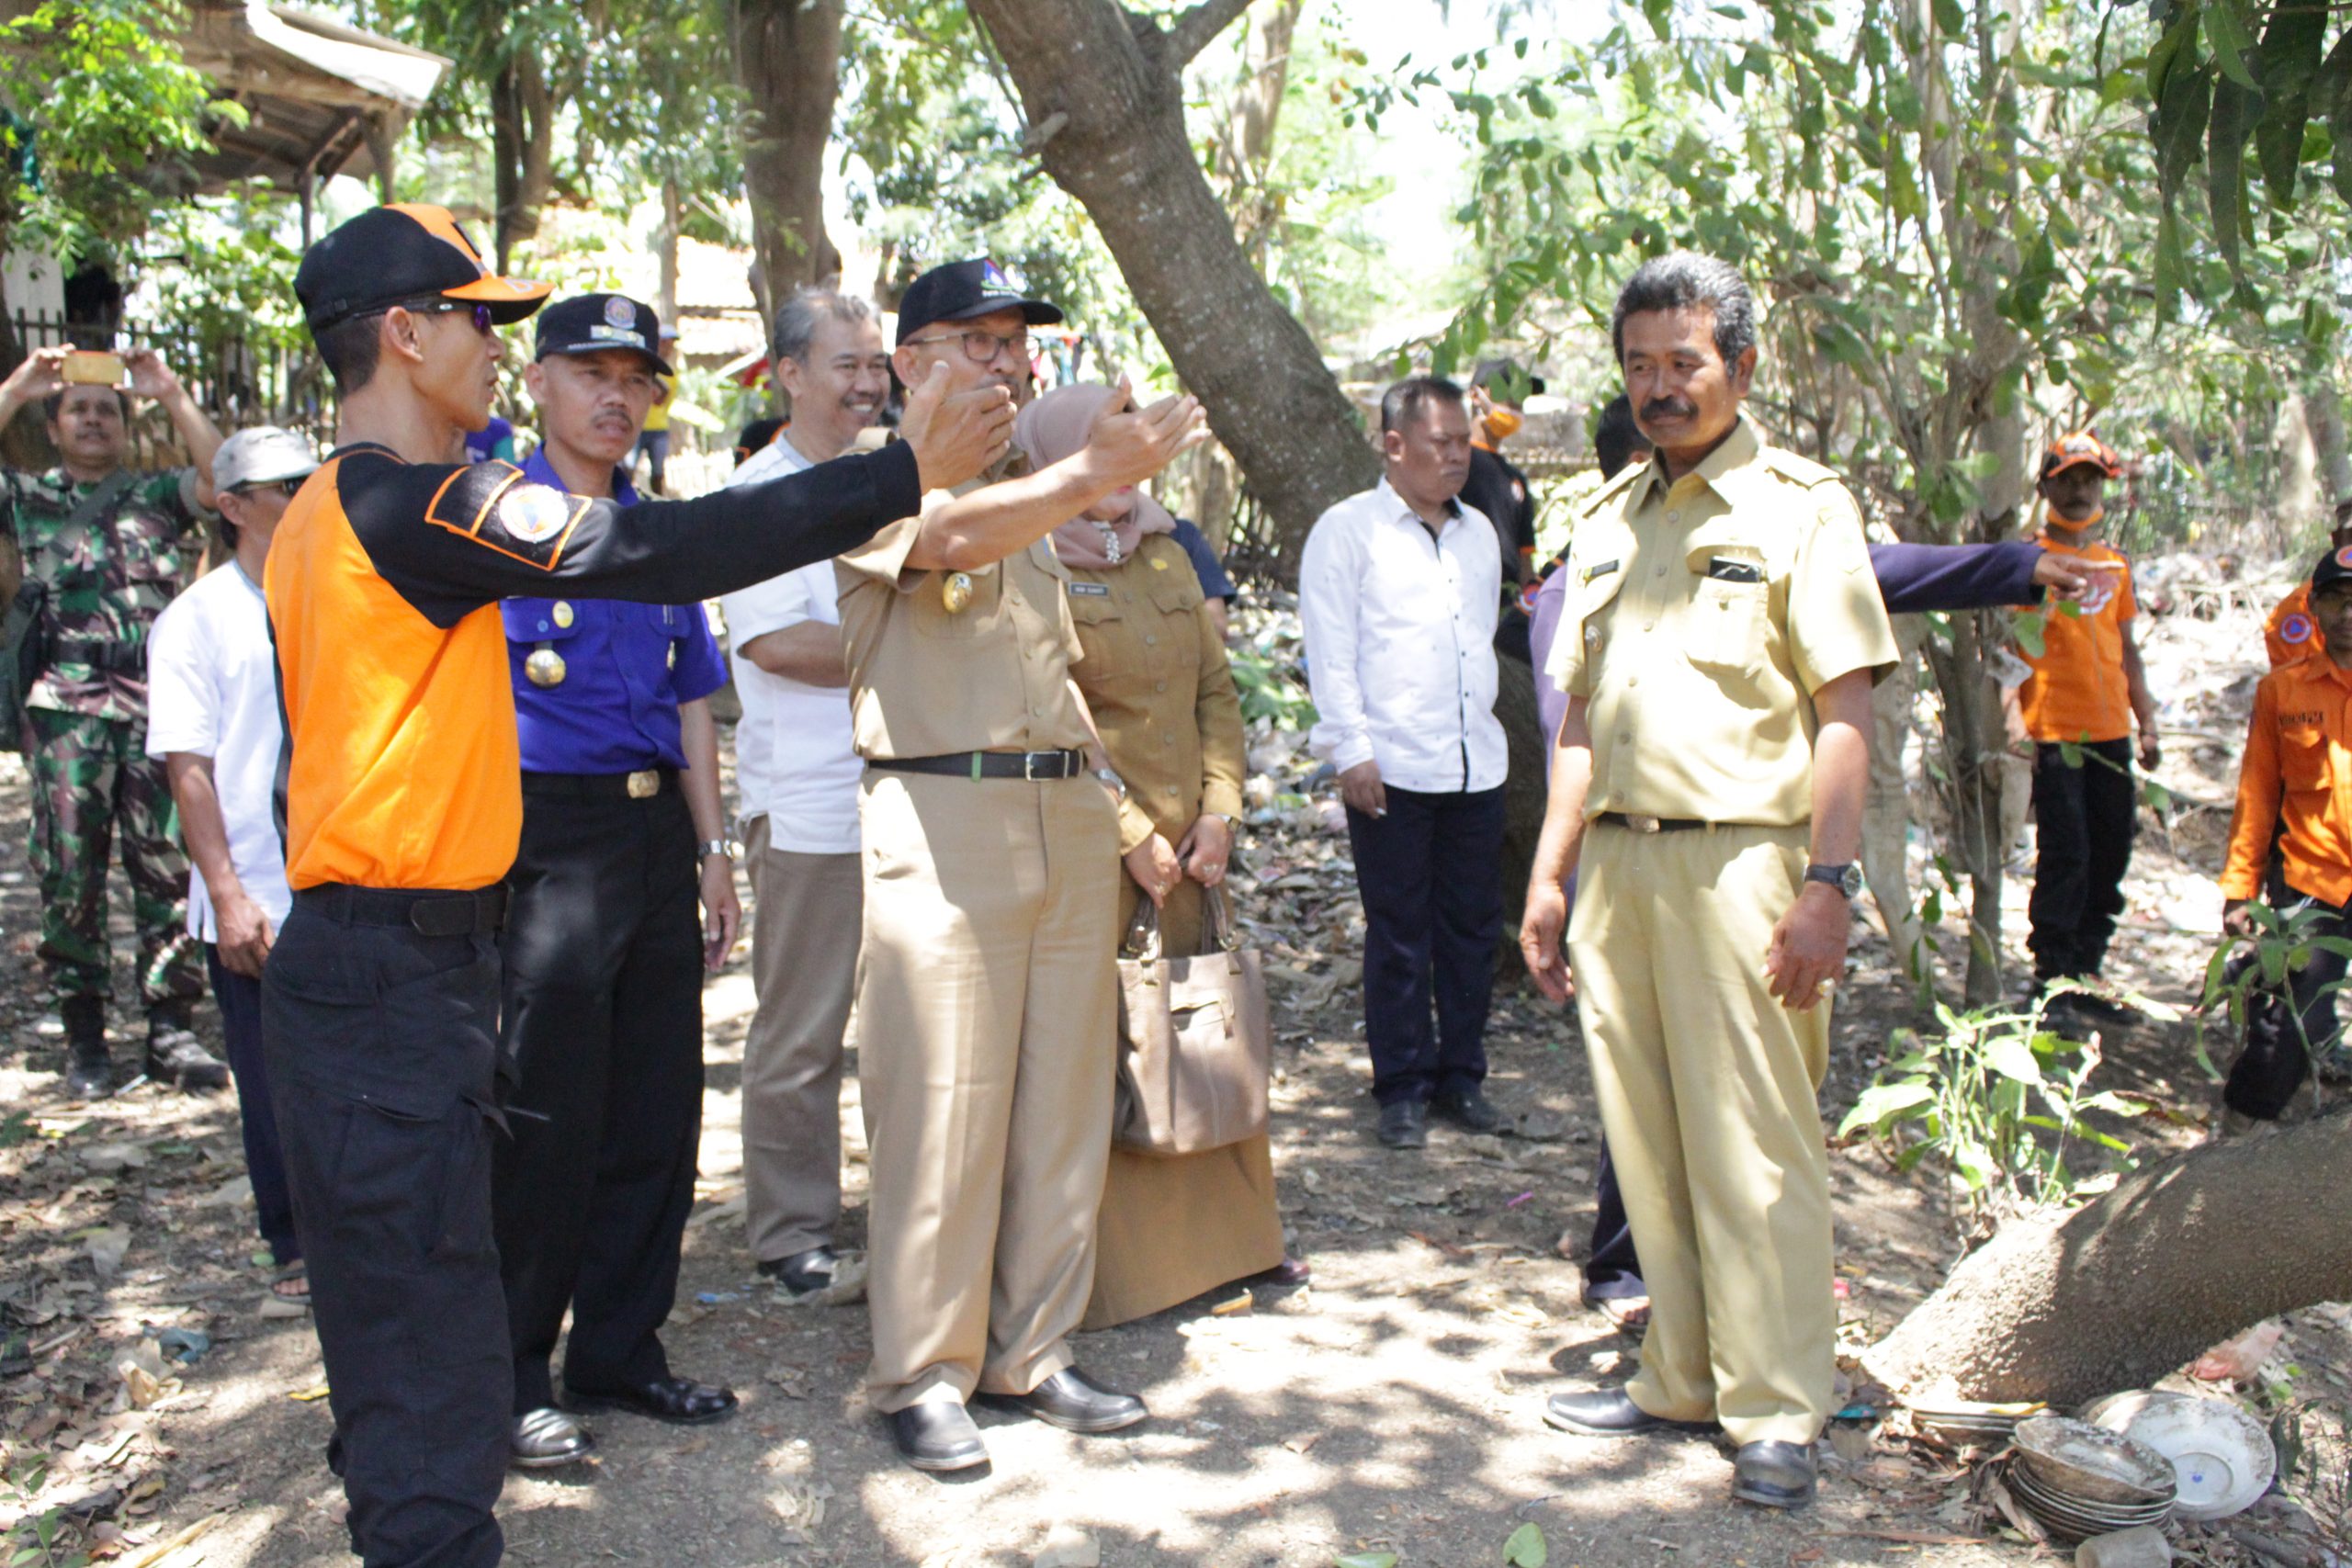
[2039,429,2122,481]
[296,203,552,335]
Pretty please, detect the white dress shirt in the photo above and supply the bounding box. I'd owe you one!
[718,435,862,854]
[1298,477,1507,794]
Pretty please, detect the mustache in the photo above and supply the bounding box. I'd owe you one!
[1641,398,1696,422]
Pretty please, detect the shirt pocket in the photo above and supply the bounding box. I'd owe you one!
[1143,572,1203,671]
[1569,568,1627,682]
[501,598,583,648]
[1068,588,1137,679]
[1681,545,1770,677]
[2280,722,2332,794]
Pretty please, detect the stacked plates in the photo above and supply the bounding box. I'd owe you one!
[1907,1396,2044,1445]
[2081,1390,2276,1521]
[2006,1416,2177,1543]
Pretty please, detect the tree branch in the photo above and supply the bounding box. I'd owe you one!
[1166,0,1257,67]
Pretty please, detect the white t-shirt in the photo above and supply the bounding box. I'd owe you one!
[718,435,863,855]
[143,562,292,941]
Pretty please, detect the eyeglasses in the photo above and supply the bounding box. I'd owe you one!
[230,478,303,500]
[392,298,496,337]
[903,327,1031,365]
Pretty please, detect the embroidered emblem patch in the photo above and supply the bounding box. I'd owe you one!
[604,296,637,329]
[500,484,572,544]
[2336,545,2352,570]
[2282,612,2316,645]
[981,257,1013,292]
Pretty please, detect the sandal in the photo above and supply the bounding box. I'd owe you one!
[269,1263,311,1307]
[1592,1294,1649,1331]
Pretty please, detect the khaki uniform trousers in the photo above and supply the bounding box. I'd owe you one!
[856,769,1119,1412]
[1082,875,1283,1330]
[741,816,863,1265]
[1568,819,1834,1448]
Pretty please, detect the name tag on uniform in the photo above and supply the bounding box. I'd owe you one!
[1069,582,1111,597]
[1580,558,1620,582]
[1705,558,1764,583]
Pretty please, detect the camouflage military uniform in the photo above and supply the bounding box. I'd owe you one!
[4,466,206,1011]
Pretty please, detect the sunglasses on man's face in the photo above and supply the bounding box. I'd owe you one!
[231,478,303,501]
[394,298,497,336]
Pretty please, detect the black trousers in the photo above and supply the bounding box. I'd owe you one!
[263,892,508,1568]
[492,779,704,1413]
[1345,783,1505,1106]
[2028,738,2137,981]
[1582,1138,1646,1301]
[209,946,298,1268]
[2225,889,2351,1121]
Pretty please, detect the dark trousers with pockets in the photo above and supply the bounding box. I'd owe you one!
[208,946,298,1267]
[2028,738,2137,981]
[2226,889,2351,1121]
[263,891,509,1568]
[492,779,704,1413]
[1346,783,1506,1107]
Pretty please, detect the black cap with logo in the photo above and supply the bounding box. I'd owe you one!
[295,203,550,335]
[2313,545,2352,593]
[895,258,1064,347]
[534,293,673,376]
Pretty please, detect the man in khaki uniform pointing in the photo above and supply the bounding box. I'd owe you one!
[1520,253,1894,1511]
[838,259,1207,1472]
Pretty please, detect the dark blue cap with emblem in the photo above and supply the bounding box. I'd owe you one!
[895,258,1065,346]
[534,292,673,376]
[2314,545,2352,592]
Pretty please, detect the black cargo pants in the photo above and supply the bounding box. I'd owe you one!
[263,884,511,1568]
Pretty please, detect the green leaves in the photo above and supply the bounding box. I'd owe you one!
[1502,1524,1548,1567]
[1336,1554,1398,1568]
[2203,0,2262,91]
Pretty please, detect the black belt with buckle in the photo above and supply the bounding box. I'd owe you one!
[869,749,1089,781]
[1596,811,1712,834]
[50,636,145,673]
[296,883,509,936]
[521,767,676,801]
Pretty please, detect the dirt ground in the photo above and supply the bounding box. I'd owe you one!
[3,601,2348,1567]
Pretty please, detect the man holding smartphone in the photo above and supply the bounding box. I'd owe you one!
[0,344,227,1097]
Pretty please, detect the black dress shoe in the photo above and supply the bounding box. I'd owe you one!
[1543,1388,1721,1438]
[566,1374,738,1426]
[510,1406,595,1469]
[1732,1438,1817,1508]
[987,1368,1147,1434]
[1431,1086,1504,1134]
[757,1245,840,1297]
[1377,1100,1429,1149]
[889,1403,989,1472]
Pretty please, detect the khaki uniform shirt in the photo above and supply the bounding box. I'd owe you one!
[1545,419,1896,826]
[835,495,1094,761]
[1064,533,1247,853]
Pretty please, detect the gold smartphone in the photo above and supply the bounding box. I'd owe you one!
[61,350,125,387]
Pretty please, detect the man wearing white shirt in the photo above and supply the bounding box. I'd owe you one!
[145,425,319,1300]
[1300,377,1510,1150]
[721,288,891,1295]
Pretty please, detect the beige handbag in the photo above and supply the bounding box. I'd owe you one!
[1113,886,1271,1155]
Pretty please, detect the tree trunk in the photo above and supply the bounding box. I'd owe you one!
[1868,1114,2352,1404]
[2304,377,2352,511]
[1216,0,1304,273]
[970,0,1377,572]
[2277,389,2323,548]
[732,0,844,317]
[656,177,682,328]
[491,46,556,273]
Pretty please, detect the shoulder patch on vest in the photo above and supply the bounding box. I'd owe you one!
[425,462,587,570]
[1576,464,1644,521]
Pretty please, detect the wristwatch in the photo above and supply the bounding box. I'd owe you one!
[1095,769,1127,800]
[697,838,736,862]
[1804,862,1863,897]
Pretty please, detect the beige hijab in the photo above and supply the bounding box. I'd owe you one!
[1014,383,1178,570]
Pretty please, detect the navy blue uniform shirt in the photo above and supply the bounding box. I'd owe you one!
[505,446,728,773]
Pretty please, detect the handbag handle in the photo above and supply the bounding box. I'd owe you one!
[1120,896,1162,962]
[1202,883,1242,954]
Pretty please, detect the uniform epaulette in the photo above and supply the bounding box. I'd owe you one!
[1576,462,1645,520]
[1758,446,1841,489]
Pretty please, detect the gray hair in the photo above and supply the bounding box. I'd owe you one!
[1610,251,1757,367]
[1379,374,1464,434]
[771,288,877,365]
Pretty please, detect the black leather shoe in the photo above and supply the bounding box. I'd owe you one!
[566,1375,738,1426]
[510,1406,594,1469]
[144,1028,230,1092]
[1732,1438,1817,1508]
[1544,1388,1721,1438]
[889,1403,989,1472]
[63,1042,111,1099]
[988,1368,1147,1434]
[1377,1100,1429,1149]
[756,1245,841,1297]
[1431,1086,1504,1134]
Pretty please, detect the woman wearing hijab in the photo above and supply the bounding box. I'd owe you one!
[1015,383,1288,1327]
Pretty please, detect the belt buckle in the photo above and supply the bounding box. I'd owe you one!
[626,769,660,799]
[1626,813,1662,834]
[1023,751,1051,781]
